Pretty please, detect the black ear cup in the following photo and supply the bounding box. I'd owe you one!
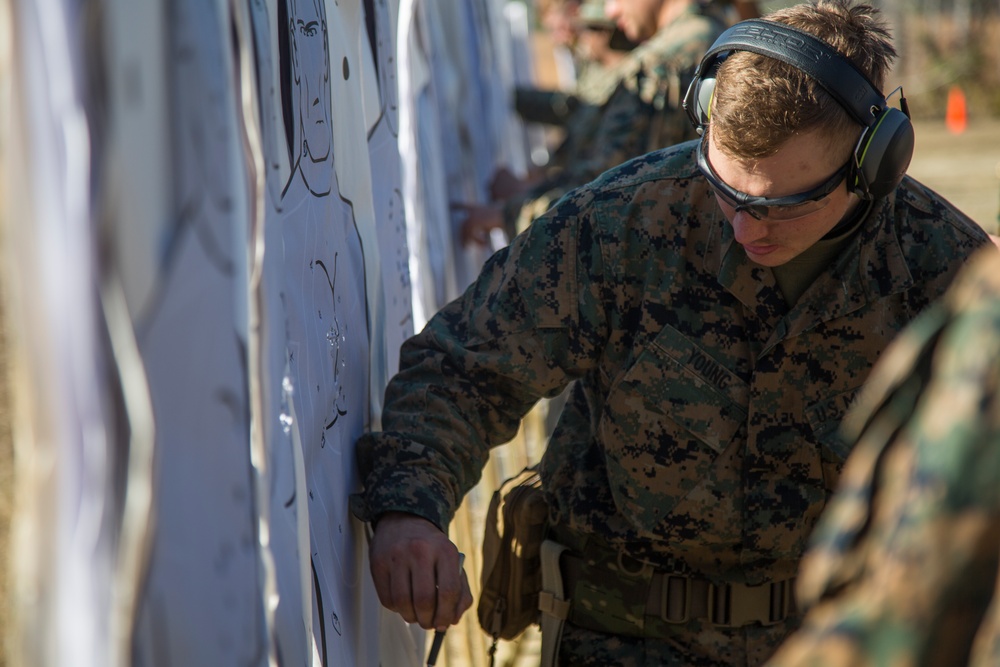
[853,107,914,200]
[684,72,710,131]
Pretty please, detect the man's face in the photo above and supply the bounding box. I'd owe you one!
[290,0,331,164]
[605,0,662,43]
[706,128,861,268]
[542,0,582,49]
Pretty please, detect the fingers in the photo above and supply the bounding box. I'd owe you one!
[430,551,468,629]
[454,203,504,247]
[368,513,470,630]
[409,542,441,628]
[370,522,438,626]
[489,167,524,200]
[459,219,492,247]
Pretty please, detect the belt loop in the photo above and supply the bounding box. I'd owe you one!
[769,579,791,624]
[661,575,691,623]
[708,582,730,626]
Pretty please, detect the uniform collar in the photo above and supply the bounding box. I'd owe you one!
[704,192,915,340]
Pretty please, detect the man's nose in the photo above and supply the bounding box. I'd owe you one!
[730,210,768,244]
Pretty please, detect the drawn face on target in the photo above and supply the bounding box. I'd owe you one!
[289,0,333,195]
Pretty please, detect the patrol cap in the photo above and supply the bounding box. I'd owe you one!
[574,0,613,29]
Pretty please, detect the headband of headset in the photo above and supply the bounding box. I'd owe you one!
[685,19,887,128]
[683,18,914,200]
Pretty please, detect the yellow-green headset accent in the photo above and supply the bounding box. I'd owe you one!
[683,19,914,201]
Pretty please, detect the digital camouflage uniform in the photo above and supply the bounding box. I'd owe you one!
[354,141,989,666]
[502,4,728,237]
[765,247,1000,667]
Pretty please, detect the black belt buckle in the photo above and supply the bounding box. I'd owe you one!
[709,579,792,627]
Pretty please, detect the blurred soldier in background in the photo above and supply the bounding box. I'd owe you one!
[514,0,637,129]
[508,0,638,196]
[458,0,728,246]
[764,246,1000,667]
[717,0,761,20]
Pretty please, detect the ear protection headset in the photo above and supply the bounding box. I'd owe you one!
[683,19,914,200]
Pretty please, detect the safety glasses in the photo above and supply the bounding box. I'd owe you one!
[696,134,850,221]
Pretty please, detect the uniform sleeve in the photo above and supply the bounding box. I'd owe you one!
[513,86,581,126]
[765,249,1000,667]
[354,190,610,530]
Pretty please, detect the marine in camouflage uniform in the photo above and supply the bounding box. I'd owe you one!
[356,2,992,664]
[763,247,1000,667]
[502,1,728,237]
[355,137,988,664]
[514,0,640,164]
[514,0,636,128]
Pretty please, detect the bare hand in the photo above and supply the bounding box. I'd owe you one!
[368,512,473,630]
[489,167,527,200]
[490,166,546,200]
[454,202,504,247]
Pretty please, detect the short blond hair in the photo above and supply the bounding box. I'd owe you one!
[710,0,897,160]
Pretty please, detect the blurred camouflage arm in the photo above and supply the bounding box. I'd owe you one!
[766,249,1000,666]
[514,86,582,126]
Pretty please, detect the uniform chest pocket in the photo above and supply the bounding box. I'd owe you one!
[805,386,861,492]
[598,327,748,535]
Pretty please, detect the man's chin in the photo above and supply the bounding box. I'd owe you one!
[306,148,331,164]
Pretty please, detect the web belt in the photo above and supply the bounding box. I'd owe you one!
[560,551,797,636]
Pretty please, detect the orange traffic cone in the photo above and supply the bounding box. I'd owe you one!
[946,85,968,135]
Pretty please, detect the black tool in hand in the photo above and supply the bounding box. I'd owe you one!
[426,553,465,667]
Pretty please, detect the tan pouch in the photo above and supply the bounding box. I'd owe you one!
[477,466,549,643]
